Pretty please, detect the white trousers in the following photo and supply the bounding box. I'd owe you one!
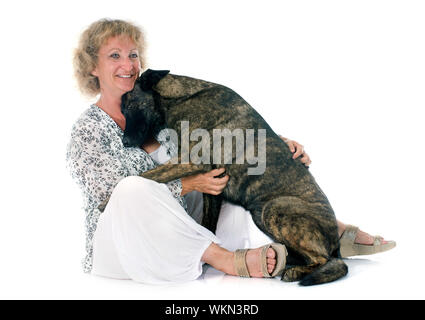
[91,176,271,284]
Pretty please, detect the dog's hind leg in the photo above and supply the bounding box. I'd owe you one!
[259,196,345,284]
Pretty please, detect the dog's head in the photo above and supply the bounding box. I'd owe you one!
[121,76,165,148]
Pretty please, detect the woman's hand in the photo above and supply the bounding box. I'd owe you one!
[279,135,312,167]
[181,168,229,196]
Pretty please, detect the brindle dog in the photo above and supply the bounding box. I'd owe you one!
[99,69,348,285]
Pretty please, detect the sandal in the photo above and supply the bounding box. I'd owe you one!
[339,225,396,258]
[234,243,287,278]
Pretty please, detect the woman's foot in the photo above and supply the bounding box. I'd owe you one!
[240,246,277,277]
[201,243,277,278]
[338,222,396,257]
[337,221,389,245]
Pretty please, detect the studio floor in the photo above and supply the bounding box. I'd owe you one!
[1,242,420,300]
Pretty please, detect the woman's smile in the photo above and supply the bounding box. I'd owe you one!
[116,73,136,82]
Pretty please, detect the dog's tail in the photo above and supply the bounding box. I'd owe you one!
[299,258,348,286]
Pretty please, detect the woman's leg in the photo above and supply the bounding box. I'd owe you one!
[94,176,218,284]
[337,220,390,244]
[93,178,279,283]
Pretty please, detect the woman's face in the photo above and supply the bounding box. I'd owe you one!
[92,35,141,98]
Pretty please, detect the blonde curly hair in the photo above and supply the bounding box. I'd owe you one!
[73,18,147,97]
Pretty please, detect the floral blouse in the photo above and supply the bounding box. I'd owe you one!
[66,104,187,273]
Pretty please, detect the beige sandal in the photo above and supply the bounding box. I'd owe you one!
[234,243,287,278]
[339,225,396,258]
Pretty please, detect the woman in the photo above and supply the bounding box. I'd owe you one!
[67,19,395,284]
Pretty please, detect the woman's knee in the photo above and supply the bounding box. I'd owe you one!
[107,176,161,225]
[109,176,172,214]
[113,176,156,199]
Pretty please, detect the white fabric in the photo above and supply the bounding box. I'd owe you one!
[149,143,172,164]
[91,145,272,284]
[216,202,272,252]
[92,176,218,284]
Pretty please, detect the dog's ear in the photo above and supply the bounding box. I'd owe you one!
[140,69,170,91]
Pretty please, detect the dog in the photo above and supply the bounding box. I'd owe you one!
[99,69,348,285]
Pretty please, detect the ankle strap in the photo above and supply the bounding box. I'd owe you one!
[234,249,250,277]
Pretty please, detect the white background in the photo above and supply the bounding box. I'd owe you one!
[0,0,424,299]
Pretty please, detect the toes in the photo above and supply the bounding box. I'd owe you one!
[267,257,276,273]
[268,264,275,273]
[377,236,389,244]
[266,248,276,259]
[355,230,391,245]
[266,248,277,274]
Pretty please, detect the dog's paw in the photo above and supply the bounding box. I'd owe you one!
[281,268,305,282]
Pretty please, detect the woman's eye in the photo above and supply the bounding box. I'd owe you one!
[110,53,120,59]
[130,53,138,59]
